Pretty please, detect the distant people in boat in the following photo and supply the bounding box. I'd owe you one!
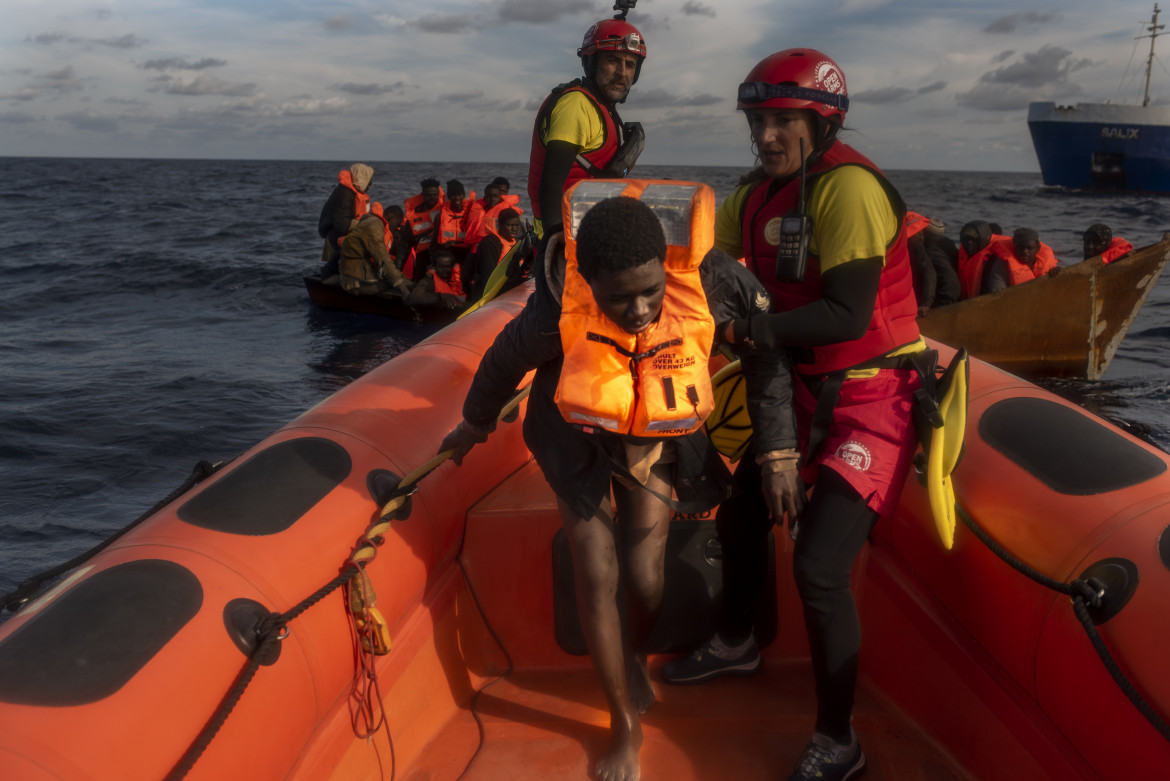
[905,212,959,315]
[432,179,485,278]
[478,181,525,241]
[336,202,411,297]
[957,220,1004,299]
[924,217,959,271]
[317,163,374,275]
[668,48,925,781]
[969,227,1060,296]
[403,177,445,281]
[439,193,795,781]
[404,245,466,311]
[528,16,647,239]
[1084,223,1134,263]
[468,208,522,302]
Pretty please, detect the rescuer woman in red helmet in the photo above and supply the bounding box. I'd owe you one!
[663,48,927,781]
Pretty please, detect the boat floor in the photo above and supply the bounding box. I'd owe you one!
[404,662,970,780]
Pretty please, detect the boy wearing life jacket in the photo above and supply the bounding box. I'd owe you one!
[1084,223,1134,264]
[404,246,466,311]
[979,227,1060,294]
[317,163,373,273]
[439,186,802,781]
[403,178,445,281]
[337,202,411,297]
[467,208,522,302]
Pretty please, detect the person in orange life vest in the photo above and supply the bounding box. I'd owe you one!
[439,193,797,781]
[956,220,1008,299]
[904,213,959,315]
[665,49,926,781]
[468,208,522,302]
[528,14,647,239]
[336,202,411,297]
[404,245,466,311]
[432,180,485,276]
[977,227,1060,295]
[403,177,445,281]
[317,163,373,274]
[1084,223,1134,264]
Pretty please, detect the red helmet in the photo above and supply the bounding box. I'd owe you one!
[736,48,849,123]
[578,18,647,83]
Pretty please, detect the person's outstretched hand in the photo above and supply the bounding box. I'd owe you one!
[758,450,806,538]
[438,420,492,465]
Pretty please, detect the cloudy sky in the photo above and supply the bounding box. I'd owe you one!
[2,1,1166,171]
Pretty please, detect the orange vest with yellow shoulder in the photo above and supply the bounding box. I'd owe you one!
[554,179,716,438]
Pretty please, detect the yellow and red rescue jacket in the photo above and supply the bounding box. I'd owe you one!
[554,179,716,438]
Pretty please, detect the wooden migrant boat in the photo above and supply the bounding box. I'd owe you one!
[917,234,1170,379]
[303,273,466,323]
[0,286,1168,780]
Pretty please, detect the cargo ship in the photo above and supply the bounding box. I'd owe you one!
[1028,5,1170,190]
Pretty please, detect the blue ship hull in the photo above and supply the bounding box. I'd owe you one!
[1028,101,1170,191]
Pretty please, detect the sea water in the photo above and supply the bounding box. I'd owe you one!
[2,157,1169,595]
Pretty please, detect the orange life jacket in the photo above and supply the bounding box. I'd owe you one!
[1102,237,1134,264]
[554,179,716,438]
[431,267,464,298]
[437,194,481,248]
[482,196,524,237]
[957,235,1010,299]
[370,202,392,255]
[983,236,1058,289]
[903,211,930,238]
[335,170,371,246]
[404,189,445,252]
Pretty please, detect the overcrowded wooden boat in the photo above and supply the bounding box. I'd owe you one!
[918,234,1170,379]
[303,273,466,323]
[0,279,1167,780]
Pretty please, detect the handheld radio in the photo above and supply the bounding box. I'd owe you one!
[774,138,812,283]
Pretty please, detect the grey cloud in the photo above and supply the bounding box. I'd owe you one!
[992,50,1014,64]
[58,110,118,132]
[916,81,947,96]
[164,75,258,97]
[440,90,486,103]
[497,0,592,24]
[956,46,1088,110]
[681,2,716,17]
[851,87,915,104]
[325,16,352,31]
[37,66,84,93]
[140,57,227,71]
[410,13,480,34]
[0,110,36,123]
[977,45,1090,89]
[332,82,407,95]
[984,11,1061,34]
[28,31,146,48]
[632,88,722,108]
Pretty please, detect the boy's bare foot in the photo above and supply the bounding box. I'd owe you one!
[595,716,643,781]
[627,653,656,714]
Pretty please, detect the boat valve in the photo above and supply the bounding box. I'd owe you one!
[1073,558,1139,624]
[368,469,412,521]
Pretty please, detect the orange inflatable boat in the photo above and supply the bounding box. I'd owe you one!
[0,282,1167,780]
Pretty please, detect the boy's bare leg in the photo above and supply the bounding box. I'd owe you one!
[558,495,643,781]
[614,463,672,714]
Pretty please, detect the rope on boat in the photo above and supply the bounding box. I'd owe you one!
[955,501,1170,742]
[0,459,225,615]
[169,384,533,780]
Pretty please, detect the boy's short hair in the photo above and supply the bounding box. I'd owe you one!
[384,204,405,220]
[420,177,441,190]
[497,208,520,224]
[575,197,666,281]
[490,176,510,188]
[432,245,455,261]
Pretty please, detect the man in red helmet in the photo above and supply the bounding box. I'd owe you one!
[662,48,928,781]
[526,15,647,239]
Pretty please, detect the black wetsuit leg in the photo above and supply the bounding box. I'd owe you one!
[791,467,878,742]
[714,445,775,645]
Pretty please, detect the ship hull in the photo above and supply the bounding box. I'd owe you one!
[1027,101,1170,191]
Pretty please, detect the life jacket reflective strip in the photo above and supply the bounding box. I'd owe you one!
[741,142,920,375]
[1102,237,1134,264]
[904,210,930,238]
[984,236,1058,287]
[555,179,716,438]
[404,189,445,251]
[527,81,621,222]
